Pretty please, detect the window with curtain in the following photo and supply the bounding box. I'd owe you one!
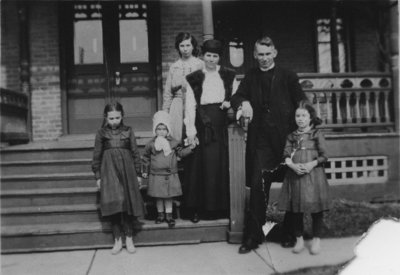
[316,18,347,73]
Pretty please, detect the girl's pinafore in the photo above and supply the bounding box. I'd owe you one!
[92,125,145,217]
[278,129,330,213]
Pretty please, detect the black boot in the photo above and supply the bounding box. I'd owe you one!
[155,212,165,224]
[165,213,175,228]
[238,238,259,254]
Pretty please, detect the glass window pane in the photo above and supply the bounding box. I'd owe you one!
[338,42,346,72]
[316,18,346,73]
[318,43,332,73]
[74,20,103,64]
[120,19,149,63]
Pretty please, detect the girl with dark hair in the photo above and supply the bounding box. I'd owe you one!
[162,32,203,141]
[278,100,330,255]
[92,102,145,255]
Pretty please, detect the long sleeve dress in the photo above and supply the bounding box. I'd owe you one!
[162,56,203,141]
[278,128,330,213]
[92,125,145,217]
[184,66,236,213]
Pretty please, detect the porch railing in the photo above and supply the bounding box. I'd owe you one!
[235,72,394,131]
[0,88,29,144]
[298,72,394,130]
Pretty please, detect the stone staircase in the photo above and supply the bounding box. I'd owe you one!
[0,138,229,253]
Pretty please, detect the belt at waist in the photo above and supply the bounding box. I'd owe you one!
[150,168,179,175]
[104,140,131,150]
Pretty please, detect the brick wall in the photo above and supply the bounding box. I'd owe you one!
[1,0,389,142]
[353,9,382,72]
[254,3,316,73]
[160,0,203,85]
[29,2,62,141]
[1,1,20,92]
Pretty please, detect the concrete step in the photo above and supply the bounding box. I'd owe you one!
[0,187,99,207]
[0,173,95,190]
[0,159,92,176]
[0,134,152,162]
[1,204,102,225]
[1,219,229,253]
[0,144,94,162]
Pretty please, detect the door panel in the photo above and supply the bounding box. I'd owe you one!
[62,1,159,134]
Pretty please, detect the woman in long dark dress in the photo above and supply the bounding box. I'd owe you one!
[183,39,236,222]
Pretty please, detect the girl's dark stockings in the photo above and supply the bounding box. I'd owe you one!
[293,212,323,238]
[110,212,133,239]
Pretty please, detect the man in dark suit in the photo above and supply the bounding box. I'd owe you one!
[230,35,306,254]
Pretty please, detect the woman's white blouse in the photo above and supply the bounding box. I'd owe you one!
[184,66,226,137]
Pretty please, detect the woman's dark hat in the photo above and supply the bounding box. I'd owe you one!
[201,39,223,55]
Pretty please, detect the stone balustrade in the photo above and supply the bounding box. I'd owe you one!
[235,72,394,131]
[299,72,394,130]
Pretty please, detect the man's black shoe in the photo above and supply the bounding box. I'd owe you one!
[238,240,258,254]
[281,238,295,248]
[190,213,200,223]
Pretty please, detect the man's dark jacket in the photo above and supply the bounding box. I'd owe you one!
[230,66,306,186]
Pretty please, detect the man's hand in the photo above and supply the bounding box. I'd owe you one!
[96,179,101,190]
[142,173,148,179]
[241,101,253,121]
[220,101,231,110]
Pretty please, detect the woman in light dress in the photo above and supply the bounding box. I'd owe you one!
[162,32,203,142]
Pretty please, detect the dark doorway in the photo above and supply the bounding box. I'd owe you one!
[60,1,160,134]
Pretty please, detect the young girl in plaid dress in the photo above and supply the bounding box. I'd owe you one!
[278,100,330,255]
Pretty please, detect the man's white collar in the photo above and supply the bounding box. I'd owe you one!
[259,63,275,72]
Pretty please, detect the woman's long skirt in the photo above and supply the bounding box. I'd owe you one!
[183,103,229,212]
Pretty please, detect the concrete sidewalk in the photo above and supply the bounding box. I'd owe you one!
[1,236,358,275]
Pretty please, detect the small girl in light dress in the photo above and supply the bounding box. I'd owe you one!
[142,111,193,228]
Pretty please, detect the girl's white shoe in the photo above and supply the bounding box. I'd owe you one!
[111,238,122,255]
[292,236,305,254]
[125,236,136,254]
[310,237,321,255]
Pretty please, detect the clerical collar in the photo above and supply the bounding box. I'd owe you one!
[259,63,275,72]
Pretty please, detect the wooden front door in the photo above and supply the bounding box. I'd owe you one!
[60,1,160,134]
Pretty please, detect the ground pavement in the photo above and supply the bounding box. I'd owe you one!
[1,236,358,275]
